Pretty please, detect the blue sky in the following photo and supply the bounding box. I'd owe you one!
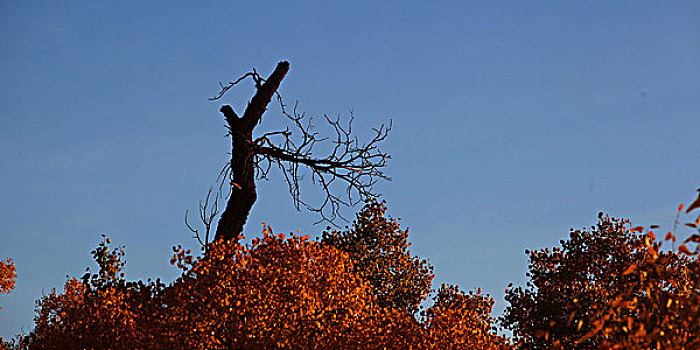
[1,1,698,338]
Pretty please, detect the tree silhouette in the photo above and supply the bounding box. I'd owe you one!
[203,61,391,243]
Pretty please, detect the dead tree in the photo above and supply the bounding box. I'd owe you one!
[206,61,391,243]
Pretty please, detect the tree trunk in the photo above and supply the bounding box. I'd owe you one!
[214,61,290,242]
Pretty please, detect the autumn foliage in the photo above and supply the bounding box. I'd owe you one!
[0,257,17,345]
[0,258,16,304]
[502,205,700,349]
[10,201,505,349]
[165,226,412,349]
[4,194,699,349]
[322,200,434,315]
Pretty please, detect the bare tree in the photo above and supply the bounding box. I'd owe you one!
[206,61,391,243]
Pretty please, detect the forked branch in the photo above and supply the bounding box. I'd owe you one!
[252,98,391,224]
[185,186,221,251]
[204,61,391,243]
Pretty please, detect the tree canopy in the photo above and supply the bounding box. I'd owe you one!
[322,199,434,315]
[9,201,506,350]
[4,191,699,349]
[502,208,700,349]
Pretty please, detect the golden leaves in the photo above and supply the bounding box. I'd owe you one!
[678,244,691,255]
[21,191,700,349]
[0,257,16,296]
[622,264,637,275]
[686,190,700,213]
[0,257,17,313]
[503,206,700,350]
[22,221,507,350]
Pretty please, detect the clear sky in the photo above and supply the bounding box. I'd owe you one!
[1,1,698,338]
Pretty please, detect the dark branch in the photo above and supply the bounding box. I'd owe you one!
[206,61,391,243]
[185,186,221,252]
[208,72,261,101]
[240,62,290,130]
[251,96,391,225]
[212,62,290,243]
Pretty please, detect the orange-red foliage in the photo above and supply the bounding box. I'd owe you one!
[422,284,511,350]
[0,257,16,302]
[0,257,17,346]
[502,207,700,349]
[19,220,506,349]
[166,226,417,349]
[10,195,699,350]
[322,199,434,315]
[23,238,166,349]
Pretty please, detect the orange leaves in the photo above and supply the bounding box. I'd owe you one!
[0,257,16,313]
[0,257,16,296]
[503,210,700,350]
[622,264,637,275]
[321,200,434,315]
[21,216,507,350]
[684,234,700,244]
[647,230,655,241]
[170,245,195,270]
[646,244,659,258]
[421,284,504,349]
[162,227,394,349]
[15,191,700,349]
[29,276,160,349]
[678,244,691,255]
[686,193,700,213]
